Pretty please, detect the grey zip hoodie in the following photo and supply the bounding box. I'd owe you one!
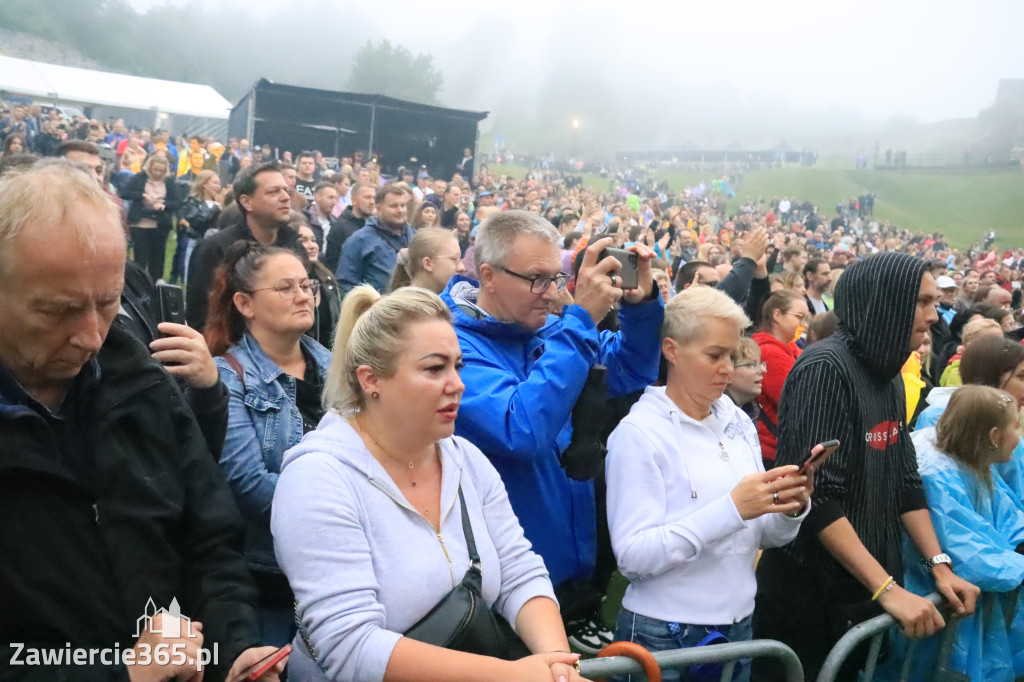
[271,411,555,681]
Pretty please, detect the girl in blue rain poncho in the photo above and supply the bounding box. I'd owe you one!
[883,385,1024,682]
[913,334,1024,512]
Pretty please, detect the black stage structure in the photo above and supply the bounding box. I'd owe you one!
[229,79,488,174]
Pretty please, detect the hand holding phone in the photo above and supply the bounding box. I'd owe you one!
[799,439,840,475]
[157,283,186,326]
[599,247,639,290]
[229,644,291,682]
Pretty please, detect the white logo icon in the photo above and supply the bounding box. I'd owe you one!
[134,597,190,639]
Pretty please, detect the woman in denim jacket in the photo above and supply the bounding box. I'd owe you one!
[204,241,331,646]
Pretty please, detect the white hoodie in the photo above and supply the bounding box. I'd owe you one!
[606,387,808,625]
[271,412,554,682]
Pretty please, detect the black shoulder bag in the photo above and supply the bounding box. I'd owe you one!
[403,485,530,659]
[298,484,530,662]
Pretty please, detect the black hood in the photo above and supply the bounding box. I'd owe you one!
[834,251,927,379]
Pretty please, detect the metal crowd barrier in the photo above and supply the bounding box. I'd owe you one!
[578,638,805,681]
[817,588,1021,682]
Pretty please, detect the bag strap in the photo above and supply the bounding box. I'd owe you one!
[222,352,245,390]
[757,408,777,437]
[456,484,480,568]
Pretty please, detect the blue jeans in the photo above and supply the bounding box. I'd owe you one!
[612,608,753,682]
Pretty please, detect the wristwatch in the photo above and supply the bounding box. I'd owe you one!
[924,553,953,572]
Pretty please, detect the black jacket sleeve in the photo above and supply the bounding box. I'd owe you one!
[323,222,344,273]
[119,172,147,203]
[185,381,229,462]
[745,274,772,328]
[716,256,756,304]
[162,178,183,216]
[172,385,260,679]
[775,356,856,536]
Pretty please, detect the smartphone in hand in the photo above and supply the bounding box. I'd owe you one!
[232,644,291,682]
[157,283,186,326]
[600,247,639,290]
[799,439,840,475]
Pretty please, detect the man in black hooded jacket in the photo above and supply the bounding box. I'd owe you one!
[752,252,979,680]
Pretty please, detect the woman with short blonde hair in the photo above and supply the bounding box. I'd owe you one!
[606,286,811,682]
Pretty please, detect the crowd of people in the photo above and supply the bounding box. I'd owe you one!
[3,106,1024,682]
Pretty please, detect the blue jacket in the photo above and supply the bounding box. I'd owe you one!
[880,428,1024,682]
[335,217,415,294]
[915,387,1024,512]
[217,331,331,572]
[440,275,664,586]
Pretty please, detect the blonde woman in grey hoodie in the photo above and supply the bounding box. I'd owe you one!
[272,285,586,682]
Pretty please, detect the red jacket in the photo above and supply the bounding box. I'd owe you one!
[752,331,802,462]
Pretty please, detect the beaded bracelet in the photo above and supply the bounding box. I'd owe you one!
[872,576,895,601]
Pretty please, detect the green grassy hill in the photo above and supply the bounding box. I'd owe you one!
[490,163,1024,250]
[717,169,1024,249]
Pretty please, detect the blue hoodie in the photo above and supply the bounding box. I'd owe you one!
[440,275,664,586]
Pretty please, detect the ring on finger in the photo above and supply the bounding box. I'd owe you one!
[610,274,618,287]
[773,492,779,505]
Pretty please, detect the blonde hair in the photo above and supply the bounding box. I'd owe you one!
[475,205,500,223]
[734,336,761,364]
[936,385,1018,488]
[961,318,1002,347]
[190,169,220,199]
[779,270,805,292]
[389,228,458,291]
[663,286,751,345]
[325,285,452,414]
[0,159,122,278]
[142,152,169,176]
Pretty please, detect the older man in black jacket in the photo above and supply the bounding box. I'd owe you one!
[0,161,284,681]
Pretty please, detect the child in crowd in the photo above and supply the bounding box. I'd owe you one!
[883,386,1024,682]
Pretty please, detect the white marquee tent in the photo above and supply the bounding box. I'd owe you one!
[0,55,231,133]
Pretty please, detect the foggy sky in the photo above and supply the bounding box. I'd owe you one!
[127,0,1023,150]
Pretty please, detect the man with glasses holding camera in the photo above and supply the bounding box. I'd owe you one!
[441,209,664,652]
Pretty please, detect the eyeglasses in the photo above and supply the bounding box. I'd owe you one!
[493,265,570,293]
[787,311,810,323]
[735,361,768,372]
[434,255,464,266]
[247,279,320,299]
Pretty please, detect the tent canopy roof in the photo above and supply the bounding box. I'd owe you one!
[0,56,231,119]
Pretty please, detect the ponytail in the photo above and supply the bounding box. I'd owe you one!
[324,285,450,414]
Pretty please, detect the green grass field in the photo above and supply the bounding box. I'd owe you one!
[722,169,1024,250]
[490,163,1024,250]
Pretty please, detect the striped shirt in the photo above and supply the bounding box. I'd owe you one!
[766,251,929,581]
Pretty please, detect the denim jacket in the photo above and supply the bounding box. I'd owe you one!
[216,331,331,572]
